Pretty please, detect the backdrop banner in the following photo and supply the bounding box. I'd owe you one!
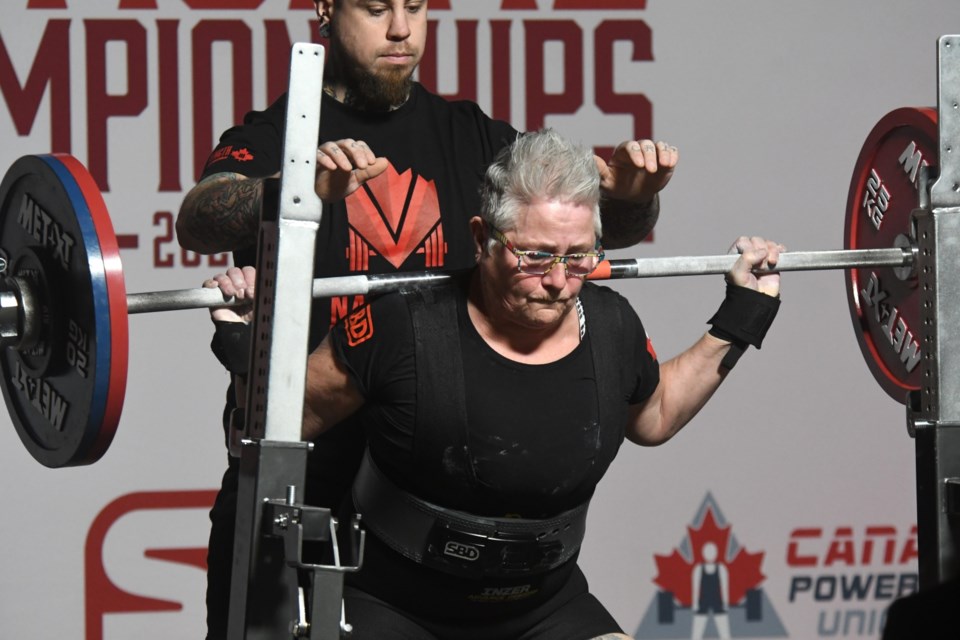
[2,1,954,638]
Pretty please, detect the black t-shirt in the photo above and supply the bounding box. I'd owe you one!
[328,278,659,617]
[201,83,519,343]
[202,84,519,510]
[330,279,659,515]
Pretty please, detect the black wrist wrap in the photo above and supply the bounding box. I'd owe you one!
[211,321,253,376]
[707,284,781,370]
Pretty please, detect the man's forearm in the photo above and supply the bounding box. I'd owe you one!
[176,173,264,253]
[598,193,660,250]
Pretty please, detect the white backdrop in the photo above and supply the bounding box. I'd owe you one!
[1,1,957,638]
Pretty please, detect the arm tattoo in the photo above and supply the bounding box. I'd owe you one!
[180,174,262,252]
[599,194,660,250]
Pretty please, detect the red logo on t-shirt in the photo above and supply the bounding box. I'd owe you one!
[345,305,374,346]
[205,145,255,168]
[231,148,254,162]
[205,145,234,168]
[345,163,445,270]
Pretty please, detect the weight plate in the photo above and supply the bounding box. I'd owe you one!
[50,154,128,464]
[844,107,936,403]
[0,154,128,467]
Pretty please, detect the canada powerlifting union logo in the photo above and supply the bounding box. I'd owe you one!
[634,493,787,639]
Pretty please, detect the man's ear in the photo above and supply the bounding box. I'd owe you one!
[469,216,486,260]
[315,0,332,20]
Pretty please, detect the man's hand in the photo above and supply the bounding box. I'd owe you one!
[203,265,257,323]
[315,138,389,203]
[596,139,679,203]
[726,236,784,297]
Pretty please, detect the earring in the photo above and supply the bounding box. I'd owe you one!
[318,15,331,38]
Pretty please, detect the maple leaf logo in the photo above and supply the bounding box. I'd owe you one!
[231,148,254,162]
[653,507,766,607]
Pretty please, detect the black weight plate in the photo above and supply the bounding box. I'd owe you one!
[0,154,128,467]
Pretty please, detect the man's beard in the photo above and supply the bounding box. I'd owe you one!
[330,48,415,111]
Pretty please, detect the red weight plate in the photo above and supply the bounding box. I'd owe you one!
[51,154,128,464]
[844,107,937,403]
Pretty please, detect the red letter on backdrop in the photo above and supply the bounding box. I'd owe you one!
[595,19,652,141]
[158,20,181,192]
[266,20,297,102]
[786,527,822,567]
[183,0,264,7]
[0,20,72,153]
[419,20,478,102]
[553,0,646,8]
[85,491,217,640]
[524,20,583,131]
[118,0,159,8]
[27,0,68,7]
[192,20,254,180]
[490,20,512,122]
[86,20,149,191]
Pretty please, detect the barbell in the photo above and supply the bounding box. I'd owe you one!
[0,106,937,468]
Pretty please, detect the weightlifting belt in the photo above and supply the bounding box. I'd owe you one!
[352,451,589,579]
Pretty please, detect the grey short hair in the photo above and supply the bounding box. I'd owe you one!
[479,129,602,244]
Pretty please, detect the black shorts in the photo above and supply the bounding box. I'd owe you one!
[341,568,623,640]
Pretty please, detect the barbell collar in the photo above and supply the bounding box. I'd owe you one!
[123,246,915,315]
[0,276,41,350]
[0,288,20,345]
